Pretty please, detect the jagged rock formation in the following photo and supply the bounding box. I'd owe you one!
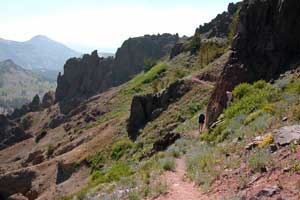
[28,95,40,112]
[0,115,31,150]
[10,91,55,119]
[196,2,242,39]
[169,2,241,60]
[56,34,179,114]
[206,0,300,126]
[127,80,192,140]
[10,95,40,119]
[41,91,55,108]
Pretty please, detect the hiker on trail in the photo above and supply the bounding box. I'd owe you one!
[226,91,233,107]
[198,113,205,133]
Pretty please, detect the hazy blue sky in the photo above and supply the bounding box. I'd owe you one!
[0,0,239,53]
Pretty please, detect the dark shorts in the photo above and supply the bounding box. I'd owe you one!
[198,118,205,124]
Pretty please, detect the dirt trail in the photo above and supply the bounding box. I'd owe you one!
[150,130,209,200]
[189,77,214,88]
[152,158,208,200]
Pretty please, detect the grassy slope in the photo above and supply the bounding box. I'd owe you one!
[184,69,300,197]
[56,46,221,199]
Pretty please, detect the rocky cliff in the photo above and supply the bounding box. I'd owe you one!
[127,80,192,140]
[196,2,242,39]
[56,34,179,114]
[206,0,300,126]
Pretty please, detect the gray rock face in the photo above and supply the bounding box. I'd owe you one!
[127,80,192,140]
[56,34,179,114]
[274,125,300,146]
[206,0,300,126]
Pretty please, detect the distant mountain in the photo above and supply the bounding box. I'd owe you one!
[0,59,56,114]
[0,35,81,71]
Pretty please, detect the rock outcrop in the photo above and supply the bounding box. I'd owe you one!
[10,94,42,119]
[56,34,179,114]
[169,2,241,60]
[0,169,36,199]
[127,80,192,140]
[206,0,300,126]
[41,91,55,108]
[196,2,242,39]
[0,115,31,150]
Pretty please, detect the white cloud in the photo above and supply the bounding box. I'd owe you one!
[0,5,219,52]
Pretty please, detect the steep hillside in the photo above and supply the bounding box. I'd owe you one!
[0,35,80,71]
[0,60,56,114]
[206,0,300,126]
[56,34,179,114]
[1,0,300,200]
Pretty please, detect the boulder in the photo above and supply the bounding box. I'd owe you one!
[0,169,36,199]
[273,125,300,146]
[42,91,55,108]
[56,162,77,184]
[206,0,300,126]
[254,186,280,199]
[23,150,44,167]
[48,114,66,129]
[127,80,192,140]
[153,132,181,152]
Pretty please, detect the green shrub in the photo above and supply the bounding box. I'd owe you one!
[244,110,264,125]
[143,57,157,72]
[159,158,175,171]
[226,80,280,120]
[93,162,132,184]
[285,81,300,94]
[128,191,141,200]
[35,129,47,143]
[186,143,224,189]
[21,115,33,130]
[46,144,54,157]
[232,83,253,100]
[198,41,226,66]
[104,162,132,181]
[111,139,133,160]
[128,63,167,91]
[167,146,181,158]
[291,104,300,122]
[87,153,106,171]
[189,32,201,54]
[247,149,274,173]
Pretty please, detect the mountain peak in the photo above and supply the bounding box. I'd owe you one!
[29,35,52,42]
[2,59,15,65]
